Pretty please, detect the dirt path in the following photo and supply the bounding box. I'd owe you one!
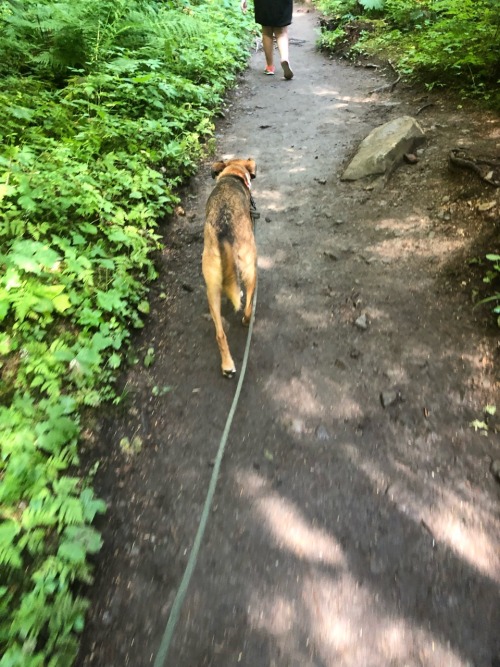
[76,5,500,667]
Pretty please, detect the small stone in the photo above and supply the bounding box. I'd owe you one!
[477,201,496,212]
[292,419,306,435]
[404,153,418,164]
[315,425,331,441]
[380,391,399,408]
[102,611,112,626]
[355,314,368,330]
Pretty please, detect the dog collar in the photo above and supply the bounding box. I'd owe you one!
[221,173,252,190]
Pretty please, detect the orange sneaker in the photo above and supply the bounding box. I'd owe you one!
[263,65,275,75]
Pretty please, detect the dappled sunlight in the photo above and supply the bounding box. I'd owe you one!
[302,573,465,666]
[365,235,464,264]
[432,514,500,579]
[258,188,286,211]
[248,593,297,637]
[374,214,431,233]
[236,467,473,666]
[341,443,500,582]
[237,469,345,567]
[264,371,363,423]
[297,308,331,329]
[425,480,500,579]
[258,255,276,270]
[288,165,308,175]
[312,88,372,105]
[266,375,324,420]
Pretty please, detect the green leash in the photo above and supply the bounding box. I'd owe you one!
[153,280,258,667]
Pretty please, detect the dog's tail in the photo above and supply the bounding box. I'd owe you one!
[221,240,241,312]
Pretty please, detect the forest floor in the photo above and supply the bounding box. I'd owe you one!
[76,3,500,667]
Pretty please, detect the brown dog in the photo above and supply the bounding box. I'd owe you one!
[202,158,257,377]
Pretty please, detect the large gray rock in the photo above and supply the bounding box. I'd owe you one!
[342,115,425,181]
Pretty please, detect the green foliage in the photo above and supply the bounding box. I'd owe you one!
[314,0,500,109]
[479,254,500,326]
[0,0,254,663]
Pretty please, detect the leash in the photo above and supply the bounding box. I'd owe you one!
[153,200,259,667]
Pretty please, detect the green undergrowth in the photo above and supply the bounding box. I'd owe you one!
[314,0,500,109]
[0,0,253,664]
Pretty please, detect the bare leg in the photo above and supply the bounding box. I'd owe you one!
[274,26,289,63]
[274,26,293,79]
[261,26,274,68]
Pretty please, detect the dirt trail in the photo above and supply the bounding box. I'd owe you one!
[77,4,500,667]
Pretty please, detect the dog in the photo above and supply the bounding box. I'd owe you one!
[202,158,257,377]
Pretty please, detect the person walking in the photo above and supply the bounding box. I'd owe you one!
[240,0,294,80]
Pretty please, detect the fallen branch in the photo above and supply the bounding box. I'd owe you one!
[448,148,500,187]
[369,75,400,95]
[416,102,434,115]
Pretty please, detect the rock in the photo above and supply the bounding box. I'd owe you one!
[380,390,399,408]
[355,313,368,330]
[477,201,496,212]
[102,611,113,626]
[342,116,425,181]
[292,419,306,435]
[315,424,331,441]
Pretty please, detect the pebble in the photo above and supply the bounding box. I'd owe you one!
[477,201,496,212]
[102,611,112,626]
[355,313,368,330]
[380,391,399,408]
[315,425,331,441]
[292,419,306,435]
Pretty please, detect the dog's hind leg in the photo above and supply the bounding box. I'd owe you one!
[221,243,241,313]
[206,284,236,378]
[241,255,257,327]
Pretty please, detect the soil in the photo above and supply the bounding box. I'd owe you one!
[75,4,500,667]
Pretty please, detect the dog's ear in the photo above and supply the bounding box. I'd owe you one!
[211,161,226,179]
[246,159,257,179]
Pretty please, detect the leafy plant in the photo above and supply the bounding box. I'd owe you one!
[478,254,500,325]
[0,0,254,663]
[314,0,500,109]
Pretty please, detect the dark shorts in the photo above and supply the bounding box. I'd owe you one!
[254,0,293,27]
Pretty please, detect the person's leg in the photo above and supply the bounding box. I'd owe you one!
[274,26,289,63]
[275,26,293,79]
[261,26,275,72]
